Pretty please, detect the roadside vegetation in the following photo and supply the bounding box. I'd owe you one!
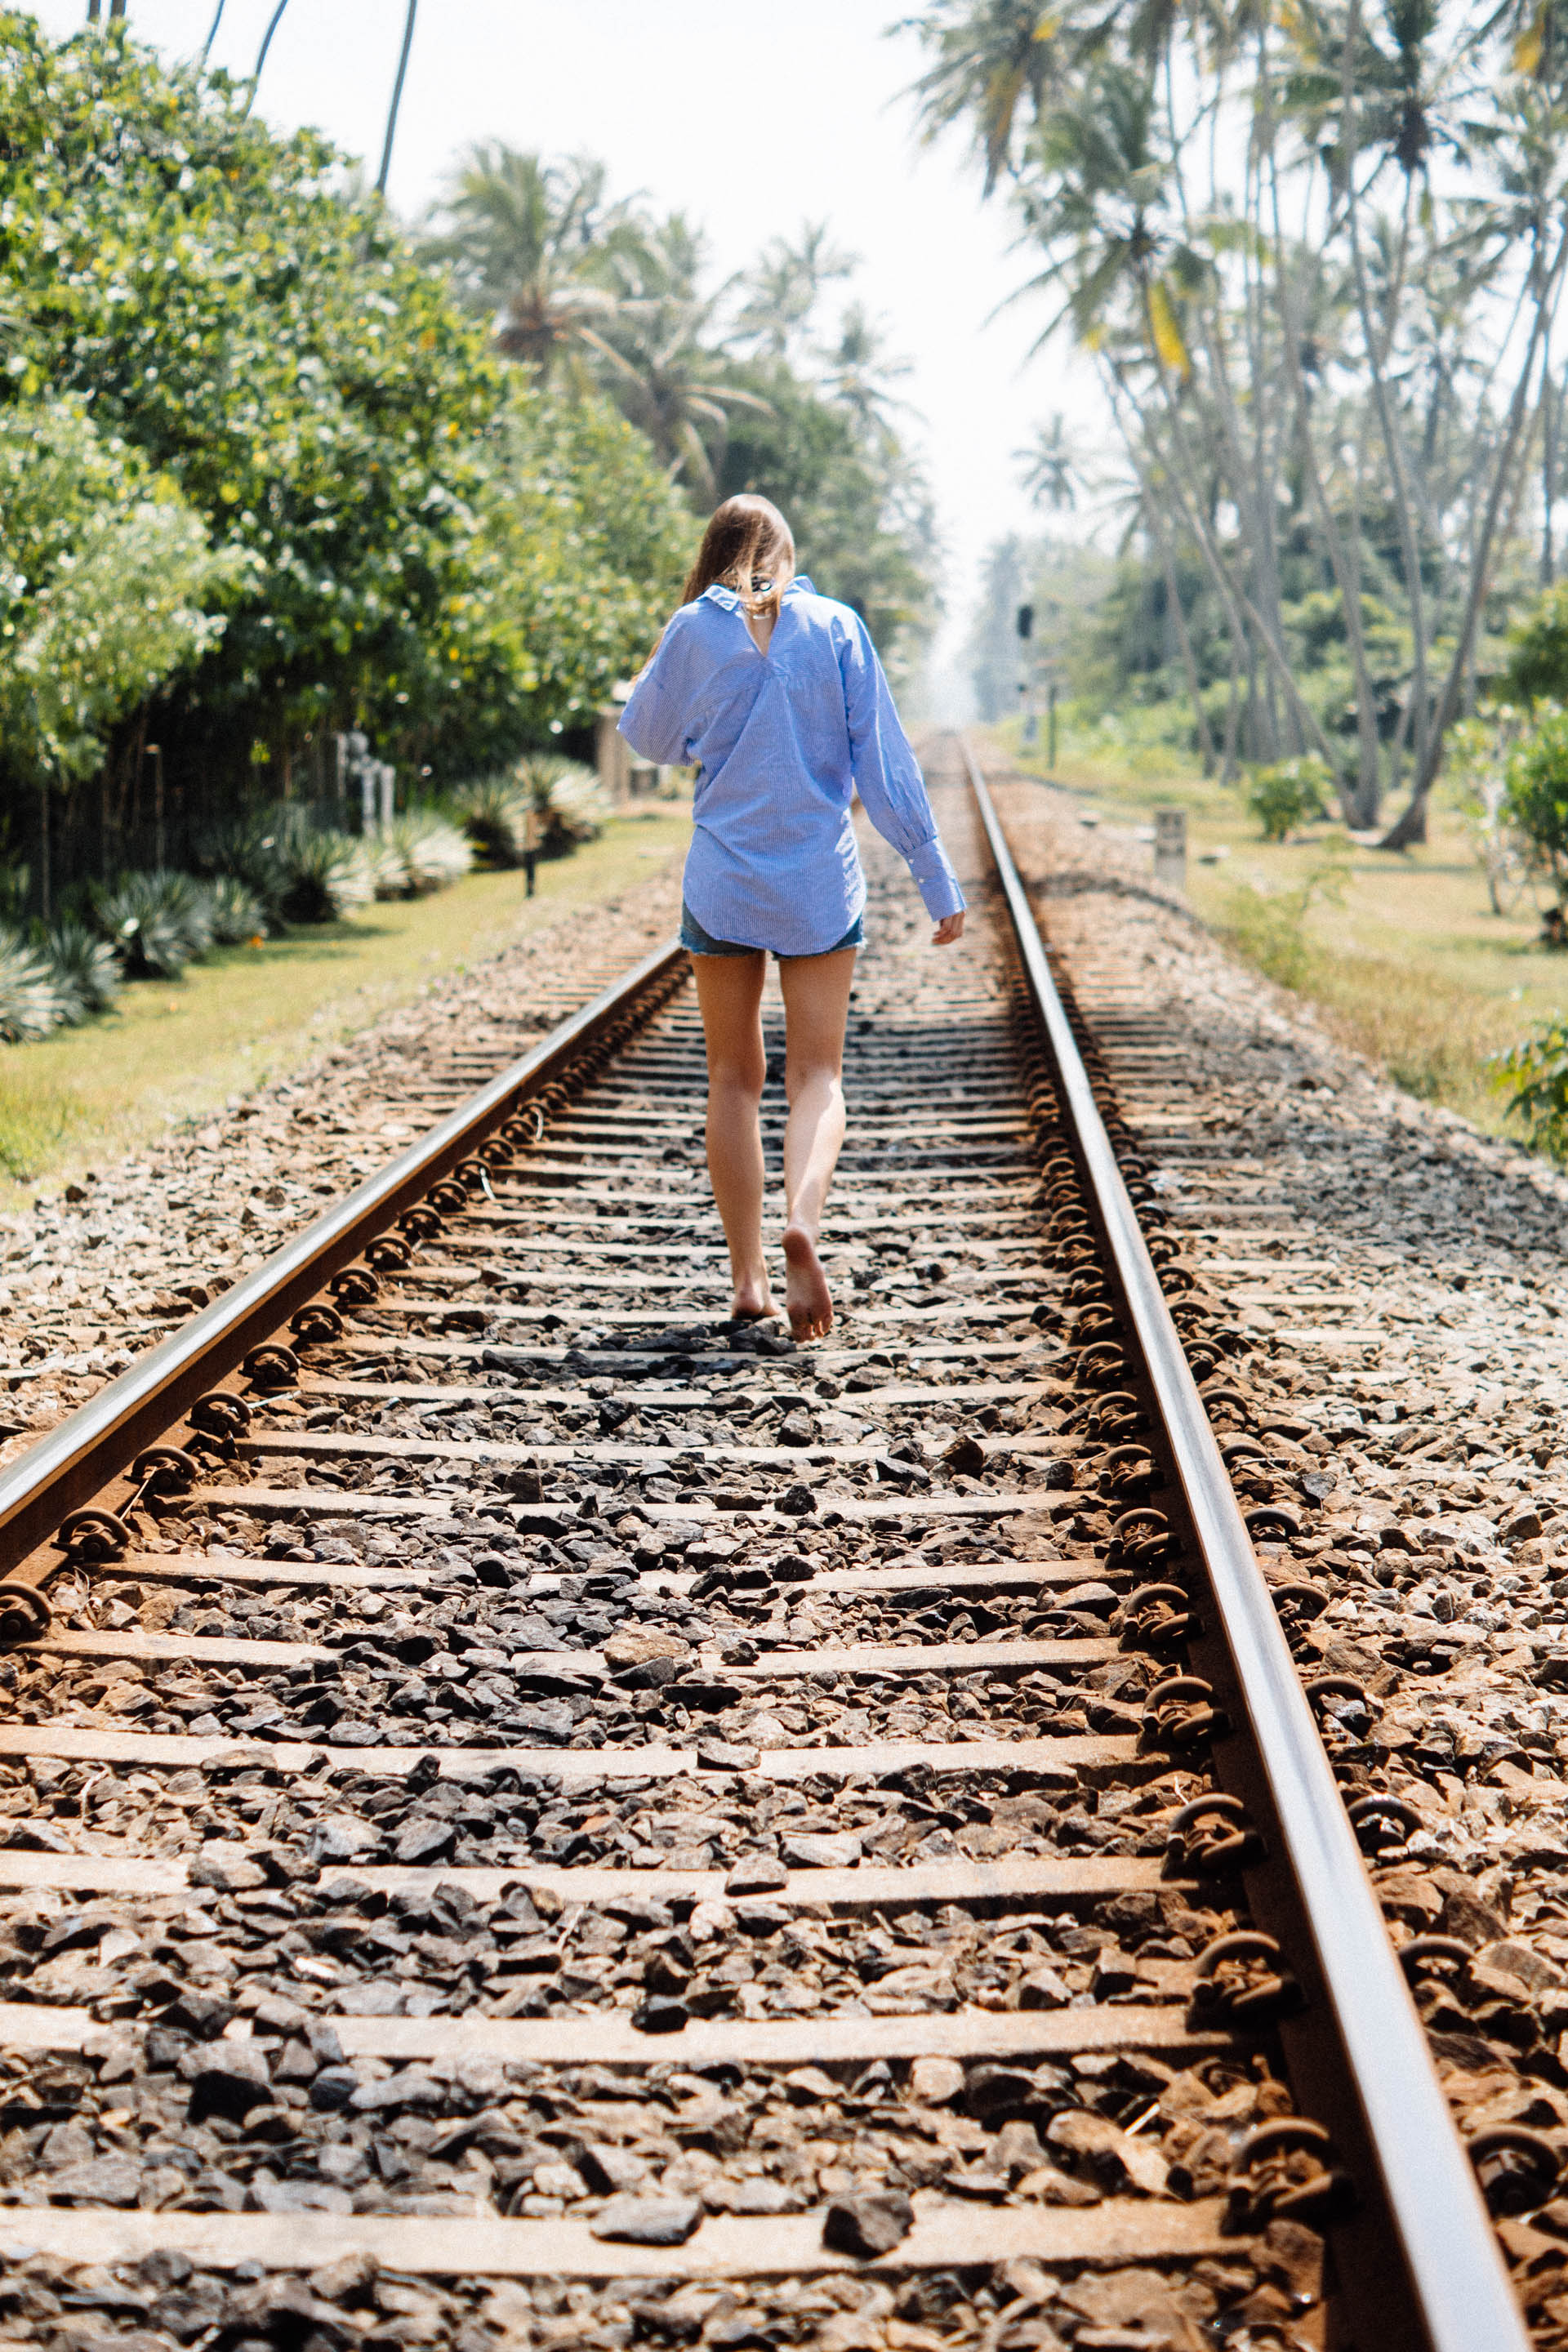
[0,802,689,1195]
[0,11,937,1089]
[991,714,1567,1152]
[920,0,1568,1165]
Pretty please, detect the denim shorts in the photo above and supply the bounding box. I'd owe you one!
[680,902,864,959]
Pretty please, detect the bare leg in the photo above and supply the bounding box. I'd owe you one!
[777,945,856,1339]
[692,951,775,1321]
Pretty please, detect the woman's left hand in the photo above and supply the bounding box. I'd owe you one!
[932,911,965,946]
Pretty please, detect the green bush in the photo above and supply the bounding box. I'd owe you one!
[519,755,610,851]
[274,826,374,925]
[1245,757,1330,842]
[203,877,268,946]
[192,813,291,929]
[1213,845,1349,990]
[455,758,610,864]
[43,920,120,1023]
[452,774,529,868]
[92,871,215,978]
[0,933,63,1041]
[382,813,473,897]
[1490,1018,1568,1161]
[1503,711,1568,904]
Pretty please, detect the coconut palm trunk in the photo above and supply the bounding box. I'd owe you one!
[376,0,420,198]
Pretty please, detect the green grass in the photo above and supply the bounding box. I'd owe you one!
[0,803,691,1200]
[985,718,1568,1143]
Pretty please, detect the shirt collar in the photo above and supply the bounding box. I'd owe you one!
[702,574,814,612]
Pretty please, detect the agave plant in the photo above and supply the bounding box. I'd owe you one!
[360,832,408,902]
[191,812,290,928]
[44,921,121,1024]
[517,755,610,851]
[203,876,268,946]
[452,773,529,867]
[385,812,473,894]
[93,871,215,979]
[275,828,374,924]
[0,931,64,1042]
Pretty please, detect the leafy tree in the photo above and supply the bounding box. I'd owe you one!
[1492,1018,1568,1157]
[911,0,1568,839]
[898,0,1090,194]
[447,382,693,754]
[0,402,231,785]
[0,400,235,906]
[1504,709,1568,905]
[0,14,512,807]
[1505,583,1568,705]
[595,220,773,501]
[423,149,940,657]
[718,361,937,667]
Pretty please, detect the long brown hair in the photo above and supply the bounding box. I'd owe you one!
[681,495,795,624]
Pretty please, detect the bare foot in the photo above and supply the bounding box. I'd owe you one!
[730,1279,777,1323]
[782,1223,833,1340]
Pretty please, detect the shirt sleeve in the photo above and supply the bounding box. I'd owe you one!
[617,627,689,765]
[838,614,965,922]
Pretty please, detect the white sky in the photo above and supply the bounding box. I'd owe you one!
[27,0,1092,713]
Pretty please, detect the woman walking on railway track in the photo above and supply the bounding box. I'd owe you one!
[619,494,965,1341]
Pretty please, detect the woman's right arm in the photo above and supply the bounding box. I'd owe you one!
[618,619,692,765]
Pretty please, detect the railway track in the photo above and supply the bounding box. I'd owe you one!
[0,741,1533,2352]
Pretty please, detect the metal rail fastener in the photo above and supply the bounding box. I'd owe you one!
[0,940,685,1578]
[960,735,1527,2352]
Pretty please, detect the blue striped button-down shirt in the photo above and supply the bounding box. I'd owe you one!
[617,575,965,957]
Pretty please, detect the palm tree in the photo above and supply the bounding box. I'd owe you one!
[898,0,1090,193]
[577,220,767,499]
[246,0,290,105]
[822,304,915,464]
[424,147,637,383]
[730,221,858,361]
[376,0,419,198]
[198,0,225,64]
[1015,413,1079,510]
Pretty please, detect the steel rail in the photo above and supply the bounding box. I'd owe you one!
[960,736,1527,2352]
[0,939,685,1577]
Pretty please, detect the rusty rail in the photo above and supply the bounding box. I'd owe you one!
[0,938,685,1579]
[963,733,1528,2352]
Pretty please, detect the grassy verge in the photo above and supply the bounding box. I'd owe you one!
[0,803,691,1200]
[984,719,1568,1142]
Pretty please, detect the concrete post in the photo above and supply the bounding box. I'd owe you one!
[1154,806,1187,890]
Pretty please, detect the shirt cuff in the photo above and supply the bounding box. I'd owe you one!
[906,836,966,922]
